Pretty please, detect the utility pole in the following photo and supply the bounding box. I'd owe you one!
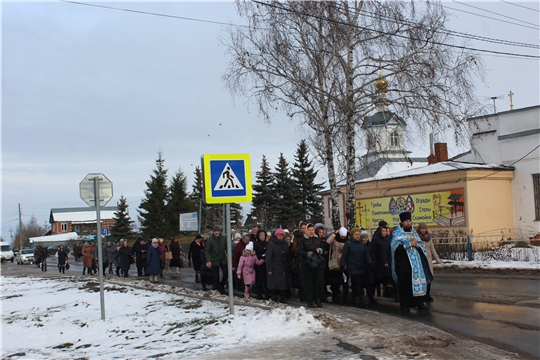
[9,228,13,243]
[18,203,24,250]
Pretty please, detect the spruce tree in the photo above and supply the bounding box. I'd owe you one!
[111,195,135,239]
[271,153,295,228]
[189,166,207,233]
[250,155,275,229]
[291,140,325,223]
[167,168,195,237]
[138,152,169,238]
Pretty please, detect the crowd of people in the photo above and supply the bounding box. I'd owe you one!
[31,211,441,312]
[188,211,441,311]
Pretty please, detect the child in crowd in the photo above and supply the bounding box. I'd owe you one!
[237,242,265,298]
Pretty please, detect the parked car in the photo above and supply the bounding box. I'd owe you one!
[15,248,35,265]
[0,241,14,262]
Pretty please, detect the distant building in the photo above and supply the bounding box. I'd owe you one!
[321,68,426,227]
[454,105,540,233]
[49,207,117,236]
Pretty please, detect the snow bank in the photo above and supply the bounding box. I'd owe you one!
[1,277,324,359]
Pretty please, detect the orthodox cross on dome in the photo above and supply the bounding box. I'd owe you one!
[374,56,388,112]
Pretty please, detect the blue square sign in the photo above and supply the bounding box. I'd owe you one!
[202,154,252,204]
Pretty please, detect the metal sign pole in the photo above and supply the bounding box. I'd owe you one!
[225,203,234,315]
[94,176,106,321]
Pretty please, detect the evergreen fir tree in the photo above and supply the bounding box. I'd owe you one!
[271,153,296,228]
[111,195,135,239]
[291,140,325,223]
[189,166,207,233]
[250,155,275,229]
[167,168,195,236]
[138,152,169,238]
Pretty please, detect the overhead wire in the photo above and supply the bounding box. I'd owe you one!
[253,0,540,59]
[441,4,540,30]
[500,0,540,13]
[61,0,539,52]
[60,0,252,28]
[452,0,540,28]
[340,4,540,49]
[470,144,540,181]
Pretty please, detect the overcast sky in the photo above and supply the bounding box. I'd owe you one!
[2,1,539,239]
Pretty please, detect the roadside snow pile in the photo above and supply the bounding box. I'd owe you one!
[1,276,324,359]
[439,259,540,269]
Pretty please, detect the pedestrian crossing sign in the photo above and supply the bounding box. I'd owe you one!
[202,153,252,204]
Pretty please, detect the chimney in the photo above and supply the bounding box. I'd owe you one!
[434,143,448,163]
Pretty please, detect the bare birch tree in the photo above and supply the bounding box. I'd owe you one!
[223,0,484,228]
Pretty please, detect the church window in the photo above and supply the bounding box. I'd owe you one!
[390,131,400,147]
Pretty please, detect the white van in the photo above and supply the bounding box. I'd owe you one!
[0,241,14,262]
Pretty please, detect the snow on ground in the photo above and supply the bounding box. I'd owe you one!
[438,259,540,269]
[1,276,324,359]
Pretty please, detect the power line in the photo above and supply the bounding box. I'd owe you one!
[253,1,540,59]
[62,0,539,59]
[441,4,539,31]
[452,0,540,28]
[501,0,540,13]
[471,144,540,181]
[60,0,251,28]
[348,5,540,49]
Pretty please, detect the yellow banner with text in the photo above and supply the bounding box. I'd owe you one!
[356,189,465,228]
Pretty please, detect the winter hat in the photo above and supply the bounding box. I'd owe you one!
[399,211,412,222]
[283,229,290,234]
[314,225,324,235]
[275,228,285,236]
[378,220,388,228]
[360,231,369,238]
[212,225,221,232]
[195,234,202,240]
[234,233,242,239]
[339,227,348,237]
[245,242,254,251]
[266,231,272,237]
[350,227,361,235]
[417,222,428,230]
[152,238,158,244]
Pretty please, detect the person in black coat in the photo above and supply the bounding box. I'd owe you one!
[266,229,291,303]
[254,229,269,300]
[199,239,213,291]
[57,244,68,274]
[115,240,132,278]
[133,238,149,276]
[188,235,204,283]
[371,221,389,297]
[361,231,378,305]
[298,223,326,308]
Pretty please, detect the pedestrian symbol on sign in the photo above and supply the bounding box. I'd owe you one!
[214,163,244,190]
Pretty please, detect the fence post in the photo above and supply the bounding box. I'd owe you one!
[467,235,473,261]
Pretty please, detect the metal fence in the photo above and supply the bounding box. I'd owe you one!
[432,232,540,263]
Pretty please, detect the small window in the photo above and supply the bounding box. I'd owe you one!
[390,131,400,147]
[61,223,68,232]
[533,174,540,221]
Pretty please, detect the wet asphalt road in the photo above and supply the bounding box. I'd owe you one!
[4,258,540,359]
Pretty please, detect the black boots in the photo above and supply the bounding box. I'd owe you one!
[195,274,200,283]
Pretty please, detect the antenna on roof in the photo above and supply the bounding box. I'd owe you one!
[483,94,506,113]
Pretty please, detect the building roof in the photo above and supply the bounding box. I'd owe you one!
[50,207,117,223]
[467,105,540,121]
[355,161,514,184]
[29,232,79,244]
[354,156,427,182]
[362,111,407,129]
